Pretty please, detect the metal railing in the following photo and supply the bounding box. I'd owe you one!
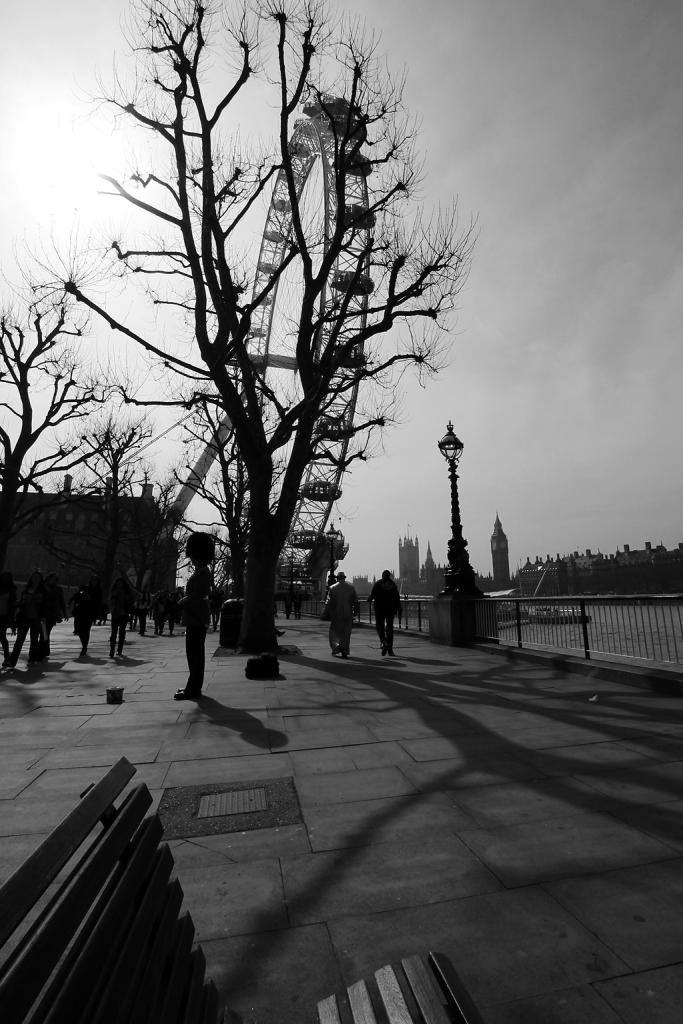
[474,596,683,666]
[300,597,431,632]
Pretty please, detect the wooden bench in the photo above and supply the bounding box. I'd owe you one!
[317,951,486,1024]
[0,757,225,1024]
[0,758,485,1024]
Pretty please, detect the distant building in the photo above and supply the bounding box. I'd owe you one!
[2,475,178,596]
[519,541,683,596]
[396,518,513,596]
[491,514,511,588]
[398,534,420,591]
[352,575,371,599]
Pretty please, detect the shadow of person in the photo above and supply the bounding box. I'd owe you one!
[194,695,289,750]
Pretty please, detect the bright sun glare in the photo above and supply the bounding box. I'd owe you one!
[5,92,126,237]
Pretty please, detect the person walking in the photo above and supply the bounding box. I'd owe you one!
[136,590,152,635]
[166,589,181,636]
[72,582,96,658]
[368,569,402,656]
[174,532,214,700]
[43,572,67,658]
[9,571,46,667]
[0,571,17,667]
[325,571,358,658]
[109,576,133,658]
[152,590,168,636]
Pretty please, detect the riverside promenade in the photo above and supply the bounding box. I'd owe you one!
[1,618,683,1023]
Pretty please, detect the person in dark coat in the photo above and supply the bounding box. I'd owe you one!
[174,532,214,700]
[9,571,46,667]
[72,582,96,658]
[0,571,18,667]
[109,576,133,658]
[368,570,402,656]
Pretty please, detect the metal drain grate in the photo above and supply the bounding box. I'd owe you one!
[157,777,302,839]
[197,787,267,818]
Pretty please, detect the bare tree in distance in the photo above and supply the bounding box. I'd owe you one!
[63,0,475,651]
[0,286,107,574]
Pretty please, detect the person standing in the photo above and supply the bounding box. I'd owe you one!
[43,572,67,659]
[174,532,214,700]
[0,572,17,667]
[325,571,358,658]
[9,571,46,667]
[109,577,133,658]
[368,570,402,656]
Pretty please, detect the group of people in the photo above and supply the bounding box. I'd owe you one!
[324,569,402,659]
[0,569,194,669]
[0,569,68,667]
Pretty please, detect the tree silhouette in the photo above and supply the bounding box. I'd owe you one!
[64,0,475,650]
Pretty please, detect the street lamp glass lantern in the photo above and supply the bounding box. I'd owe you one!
[438,421,464,464]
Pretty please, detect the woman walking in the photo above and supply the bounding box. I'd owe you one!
[174,532,214,701]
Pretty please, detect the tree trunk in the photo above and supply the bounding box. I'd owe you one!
[238,516,279,652]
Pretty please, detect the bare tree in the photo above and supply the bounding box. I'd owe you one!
[126,474,185,591]
[0,289,106,573]
[180,402,250,597]
[64,0,475,650]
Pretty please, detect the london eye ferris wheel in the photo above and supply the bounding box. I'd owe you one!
[174,94,375,592]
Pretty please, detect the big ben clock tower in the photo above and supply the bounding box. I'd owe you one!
[491,514,511,588]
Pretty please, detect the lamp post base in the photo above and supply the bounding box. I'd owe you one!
[428,591,478,646]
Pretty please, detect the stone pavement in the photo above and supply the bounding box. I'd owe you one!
[2,617,683,1023]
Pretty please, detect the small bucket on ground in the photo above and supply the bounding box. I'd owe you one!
[106,686,124,705]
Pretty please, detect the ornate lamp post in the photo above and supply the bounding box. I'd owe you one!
[325,522,341,589]
[437,422,481,596]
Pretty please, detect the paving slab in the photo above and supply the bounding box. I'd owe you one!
[484,984,623,1023]
[459,811,679,886]
[282,834,501,924]
[304,792,477,851]
[201,923,343,1024]
[174,858,288,940]
[593,963,683,1024]
[546,857,683,971]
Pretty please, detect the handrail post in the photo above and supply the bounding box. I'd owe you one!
[418,601,422,632]
[516,600,523,648]
[580,598,590,659]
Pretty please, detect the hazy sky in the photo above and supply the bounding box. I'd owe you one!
[2,0,682,581]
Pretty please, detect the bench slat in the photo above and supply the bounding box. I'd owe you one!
[89,844,176,1024]
[0,756,136,949]
[127,880,185,1024]
[400,956,452,1024]
[347,979,378,1024]
[427,952,486,1024]
[181,947,208,1024]
[157,912,196,1024]
[317,995,343,1024]
[375,965,414,1024]
[39,815,164,1024]
[0,784,151,1024]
